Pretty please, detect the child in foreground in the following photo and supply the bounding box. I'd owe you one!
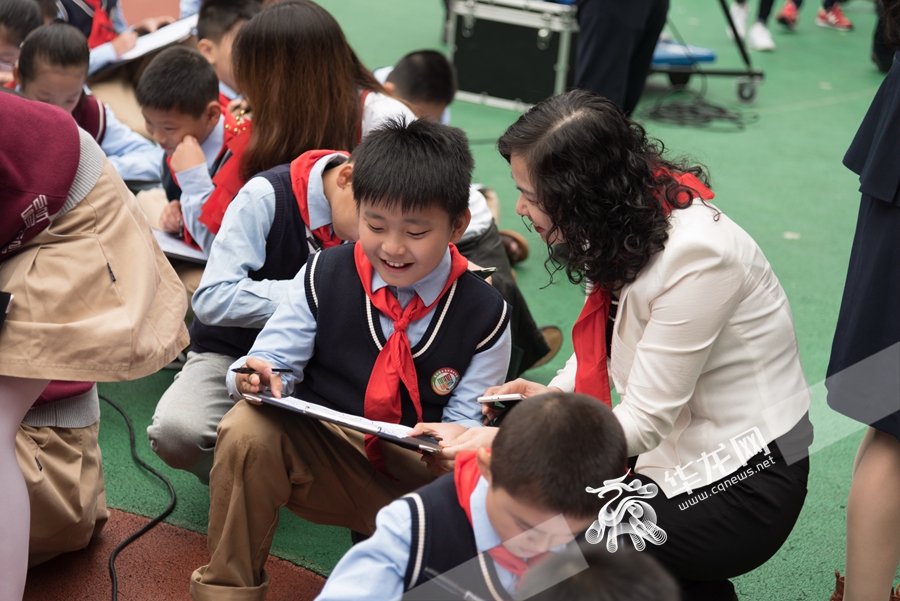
[13,22,162,184]
[315,392,628,600]
[190,117,512,600]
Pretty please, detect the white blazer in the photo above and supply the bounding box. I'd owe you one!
[550,201,811,498]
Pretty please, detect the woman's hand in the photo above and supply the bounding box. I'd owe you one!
[158,201,182,234]
[480,379,562,422]
[235,357,284,402]
[411,425,501,476]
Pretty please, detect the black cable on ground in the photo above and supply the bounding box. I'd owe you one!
[635,20,760,131]
[99,394,177,601]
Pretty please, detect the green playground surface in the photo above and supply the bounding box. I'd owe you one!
[97,0,895,597]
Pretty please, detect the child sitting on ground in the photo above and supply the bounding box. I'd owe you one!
[135,46,248,256]
[189,117,512,601]
[0,0,41,86]
[13,22,163,184]
[375,49,561,376]
[196,0,261,110]
[148,144,357,481]
[315,392,628,600]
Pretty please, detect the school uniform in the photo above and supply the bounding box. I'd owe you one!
[54,0,128,76]
[190,244,511,601]
[18,383,108,567]
[148,150,349,481]
[548,195,812,600]
[161,111,245,255]
[317,453,572,601]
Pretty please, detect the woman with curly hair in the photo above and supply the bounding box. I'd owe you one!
[415,89,813,601]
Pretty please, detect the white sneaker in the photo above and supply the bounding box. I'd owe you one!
[728,2,750,39]
[747,21,776,51]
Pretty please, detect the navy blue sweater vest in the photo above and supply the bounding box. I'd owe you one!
[401,475,511,600]
[161,156,181,201]
[59,0,119,40]
[190,164,311,357]
[294,244,510,425]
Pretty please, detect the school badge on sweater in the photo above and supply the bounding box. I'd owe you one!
[431,367,460,395]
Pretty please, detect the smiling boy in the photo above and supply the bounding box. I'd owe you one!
[190,117,512,601]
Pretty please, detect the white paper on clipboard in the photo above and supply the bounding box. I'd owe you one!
[117,15,198,62]
[152,228,208,265]
[244,392,443,452]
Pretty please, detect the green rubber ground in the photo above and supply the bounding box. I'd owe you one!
[97,0,895,596]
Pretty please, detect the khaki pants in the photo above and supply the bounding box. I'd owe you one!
[190,401,434,601]
[17,421,109,567]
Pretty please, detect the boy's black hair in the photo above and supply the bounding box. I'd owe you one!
[520,547,681,601]
[135,46,219,118]
[0,0,42,45]
[197,0,261,44]
[386,50,456,106]
[17,22,88,83]
[350,116,472,222]
[490,392,627,519]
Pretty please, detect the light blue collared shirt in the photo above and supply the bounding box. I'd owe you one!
[174,115,226,255]
[192,152,343,328]
[86,7,129,76]
[101,104,164,183]
[224,248,511,429]
[316,477,522,601]
[180,0,201,18]
[219,81,241,104]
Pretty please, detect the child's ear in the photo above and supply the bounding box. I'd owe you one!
[206,100,222,127]
[335,162,353,190]
[449,208,471,243]
[383,81,396,95]
[196,38,217,64]
[475,447,493,484]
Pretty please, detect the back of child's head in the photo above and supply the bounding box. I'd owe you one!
[350,116,472,223]
[0,0,42,45]
[490,392,627,520]
[520,546,681,601]
[135,46,219,118]
[386,50,456,107]
[17,22,88,83]
[197,0,261,44]
[33,0,58,23]
[232,0,387,180]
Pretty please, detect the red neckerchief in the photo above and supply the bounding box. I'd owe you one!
[454,451,550,584]
[289,150,350,249]
[353,241,468,474]
[572,171,714,405]
[218,91,232,113]
[165,110,242,250]
[197,117,252,237]
[84,0,117,48]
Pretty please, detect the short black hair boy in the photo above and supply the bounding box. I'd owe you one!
[136,46,219,118]
[350,116,472,223]
[197,0,261,44]
[386,49,457,108]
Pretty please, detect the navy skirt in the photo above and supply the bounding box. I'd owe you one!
[826,194,900,441]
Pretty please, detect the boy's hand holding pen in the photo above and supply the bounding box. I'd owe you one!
[232,357,292,402]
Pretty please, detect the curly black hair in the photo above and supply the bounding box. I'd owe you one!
[498,89,712,291]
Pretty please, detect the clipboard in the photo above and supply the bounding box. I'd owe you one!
[243,392,443,453]
[152,229,208,265]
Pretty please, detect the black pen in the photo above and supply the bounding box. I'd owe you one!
[231,367,293,374]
